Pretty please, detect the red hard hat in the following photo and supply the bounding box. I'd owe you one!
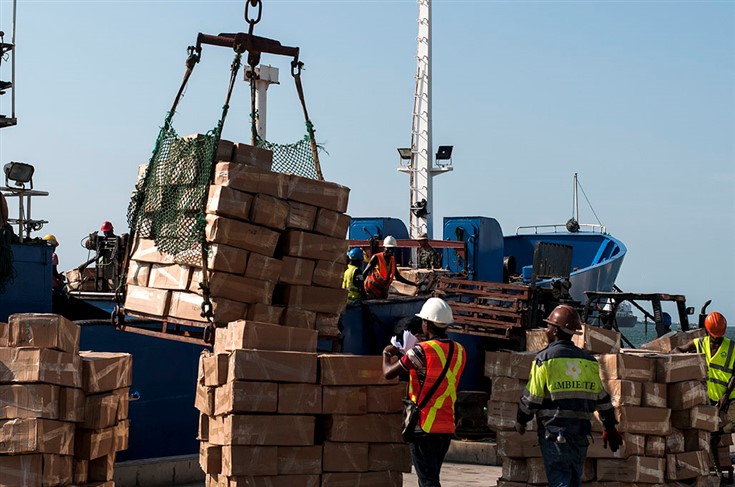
[544,304,582,334]
[100,221,113,232]
[705,312,727,338]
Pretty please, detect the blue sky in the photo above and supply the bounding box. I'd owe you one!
[1,1,733,323]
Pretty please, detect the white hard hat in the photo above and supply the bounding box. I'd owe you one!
[383,236,398,248]
[416,297,454,327]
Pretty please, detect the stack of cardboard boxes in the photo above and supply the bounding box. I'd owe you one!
[124,139,350,340]
[195,320,410,487]
[489,325,727,486]
[0,314,131,487]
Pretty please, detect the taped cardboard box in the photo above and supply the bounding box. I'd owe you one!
[281,307,317,330]
[489,377,527,404]
[279,256,316,286]
[200,442,222,475]
[684,429,711,452]
[324,414,403,443]
[573,324,621,354]
[601,380,642,407]
[528,457,595,484]
[218,414,315,446]
[587,432,645,458]
[321,471,402,487]
[285,175,350,213]
[313,208,350,239]
[231,142,273,170]
[59,387,84,422]
[0,347,82,388]
[198,413,209,441]
[366,384,406,413]
[228,349,318,384]
[75,425,116,460]
[280,285,347,315]
[665,450,710,480]
[597,353,655,382]
[501,458,528,482]
[201,272,275,305]
[322,441,369,473]
[73,458,88,485]
[206,185,254,221]
[114,419,130,452]
[367,443,411,473]
[126,260,151,287]
[277,445,322,475]
[319,354,397,386]
[278,384,322,414]
[0,418,75,455]
[80,352,133,394]
[641,328,707,353]
[312,259,346,289]
[666,427,686,453]
[671,404,719,432]
[214,380,278,416]
[148,263,192,290]
[205,214,280,257]
[287,201,317,231]
[195,382,214,416]
[496,431,541,458]
[488,401,522,431]
[484,351,536,380]
[280,230,349,262]
[0,454,72,487]
[220,320,318,353]
[129,238,175,264]
[123,284,171,317]
[247,304,284,325]
[525,329,548,352]
[244,252,283,282]
[668,381,708,410]
[202,351,229,387]
[641,382,667,408]
[0,384,59,419]
[221,445,278,476]
[656,353,707,383]
[177,243,249,275]
[322,386,368,415]
[8,313,80,354]
[226,475,321,487]
[168,291,248,325]
[213,162,289,199]
[646,435,666,457]
[250,194,289,231]
[0,321,7,347]
[88,452,115,482]
[596,456,665,483]
[113,387,130,421]
[616,406,671,435]
[81,392,120,429]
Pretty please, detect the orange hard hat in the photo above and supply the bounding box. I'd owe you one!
[704,312,727,338]
[544,304,582,334]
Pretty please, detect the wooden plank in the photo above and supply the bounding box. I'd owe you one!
[451,303,523,321]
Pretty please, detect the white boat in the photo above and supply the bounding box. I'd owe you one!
[616,302,638,328]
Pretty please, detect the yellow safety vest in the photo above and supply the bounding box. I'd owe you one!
[342,264,362,303]
[695,336,735,402]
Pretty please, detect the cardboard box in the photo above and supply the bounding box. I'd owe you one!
[322,386,367,415]
[148,263,192,290]
[323,442,368,472]
[572,324,621,354]
[114,419,130,452]
[88,453,115,482]
[228,475,321,487]
[247,304,284,324]
[229,349,317,384]
[0,348,82,388]
[81,392,120,429]
[489,377,527,404]
[684,429,711,452]
[646,435,666,457]
[496,431,541,458]
[124,284,171,317]
[596,456,665,483]
[199,442,221,475]
[312,259,346,289]
[177,243,249,275]
[666,427,686,453]
[73,458,88,485]
[0,322,7,347]
[75,426,116,460]
[8,313,80,353]
[488,401,521,431]
[221,445,278,476]
[129,238,175,264]
[213,162,289,198]
[324,414,403,443]
[125,260,151,287]
[281,285,347,315]
[597,353,655,382]
[321,472,401,487]
[286,201,317,231]
[667,381,708,410]
[218,415,315,446]
[205,214,280,257]
[206,184,253,221]
[280,230,348,261]
[202,352,229,387]
[484,351,536,379]
[671,405,719,431]
[656,353,707,383]
[666,450,710,480]
[616,406,671,435]
[198,272,274,305]
[319,354,396,386]
[231,142,273,169]
[525,329,548,352]
[366,384,406,413]
[0,384,59,419]
[214,380,278,415]
[0,418,75,455]
[285,174,350,213]
[587,432,645,458]
[641,328,707,352]
[602,380,641,407]
[58,387,85,422]
[501,458,528,482]
[250,194,289,231]
[278,384,322,414]
[313,208,350,239]
[0,454,42,487]
[183,134,234,163]
[641,382,667,408]
[195,382,214,416]
[368,443,412,472]
[168,291,248,324]
[43,454,73,487]
[279,256,316,286]
[277,445,322,475]
[80,352,133,394]
[245,253,283,282]
[281,307,317,330]
[221,320,318,353]
[113,387,129,421]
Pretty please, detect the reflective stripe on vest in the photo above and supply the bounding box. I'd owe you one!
[408,339,465,434]
[364,253,395,297]
[342,265,362,302]
[695,336,735,401]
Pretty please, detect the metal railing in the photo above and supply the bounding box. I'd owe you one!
[515,223,607,235]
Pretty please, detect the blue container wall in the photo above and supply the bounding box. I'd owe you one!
[503,233,612,273]
[349,217,410,265]
[443,217,504,282]
[0,244,52,321]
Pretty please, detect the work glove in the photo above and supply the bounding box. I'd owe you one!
[602,428,623,453]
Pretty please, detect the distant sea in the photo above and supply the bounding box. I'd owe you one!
[618,322,735,349]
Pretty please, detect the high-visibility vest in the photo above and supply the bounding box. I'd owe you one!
[342,264,362,303]
[408,339,466,434]
[695,336,735,402]
[364,252,395,298]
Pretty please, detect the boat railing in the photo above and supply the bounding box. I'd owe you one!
[1,186,49,242]
[515,223,607,235]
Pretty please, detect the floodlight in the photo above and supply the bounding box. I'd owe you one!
[397,148,412,160]
[4,162,35,188]
[435,145,453,160]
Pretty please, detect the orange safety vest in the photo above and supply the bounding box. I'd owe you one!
[364,252,396,298]
[408,339,466,434]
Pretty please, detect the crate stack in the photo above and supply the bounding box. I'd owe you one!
[0,314,131,487]
[123,138,350,341]
[195,320,410,487]
[489,325,724,486]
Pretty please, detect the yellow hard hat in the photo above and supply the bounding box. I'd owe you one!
[42,234,59,247]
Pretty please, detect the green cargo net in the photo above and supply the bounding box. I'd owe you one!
[257,133,321,181]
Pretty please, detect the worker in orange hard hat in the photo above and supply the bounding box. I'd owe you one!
[675,311,732,480]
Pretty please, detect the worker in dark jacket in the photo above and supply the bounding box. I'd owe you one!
[516,304,622,487]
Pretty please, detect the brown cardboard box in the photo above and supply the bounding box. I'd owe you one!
[0,384,59,419]
[279,256,316,286]
[198,413,209,441]
[228,475,321,487]
[129,238,175,264]
[214,380,278,415]
[286,201,317,231]
[206,214,280,257]
[366,384,406,413]
[281,285,347,315]
[8,313,80,353]
[124,284,171,317]
[73,458,88,485]
[525,329,548,352]
[281,308,317,330]
[280,230,348,261]
[319,354,397,386]
[198,272,275,305]
[81,393,120,429]
[126,260,151,287]
[75,426,116,460]
[43,454,73,486]
[250,194,289,231]
[277,445,322,475]
[88,453,115,482]
[221,445,278,476]
[587,432,645,458]
[168,291,248,324]
[202,352,229,387]
[596,456,665,483]
[489,377,527,403]
[616,406,671,435]
[199,442,221,475]
[80,352,132,394]
[322,386,367,415]
[671,405,719,432]
[206,185,254,221]
[195,381,214,416]
[247,304,284,324]
[666,427,686,453]
[496,431,541,458]
[219,414,315,446]
[368,443,412,472]
[285,175,350,213]
[667,381,708,410]
[312,259,346,289]
[221,320,318,353]
[183,134,234,163]
[0,418,75,455]
[488,401,522,431]
[59,387,85,422]
[278,384,322,414]
[601,380,641,407]
[113,387,129,421]
[231,142,273,170]
[666,450,710,480]
[501,458,528,482]
[0,348,82,388]
[313,209,351,239]
[148,263,192,290]
[323,442,369,472]
[0,322,7,347]
[656,353,707,383]
[229,349,318,384]
[641,382,667,408]
[114,419,130,452]
[321,471,401,487]
[646,435,666,457]
[684,429,711,452]
[214,162,289,198]
[0,454,42,487]
[572,324,621,354]
[324,414,403,443]
[178,243,249,275]
[245,253,283,282]
[597,353,655,382]
[484,351,536,379]
[641,328,707,352]
[316,313,341,329]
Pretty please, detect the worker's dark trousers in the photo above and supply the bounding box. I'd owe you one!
[409,434,452,487]
[539,434,589,487]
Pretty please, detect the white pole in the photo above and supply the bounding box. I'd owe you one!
[246,65,279,141]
